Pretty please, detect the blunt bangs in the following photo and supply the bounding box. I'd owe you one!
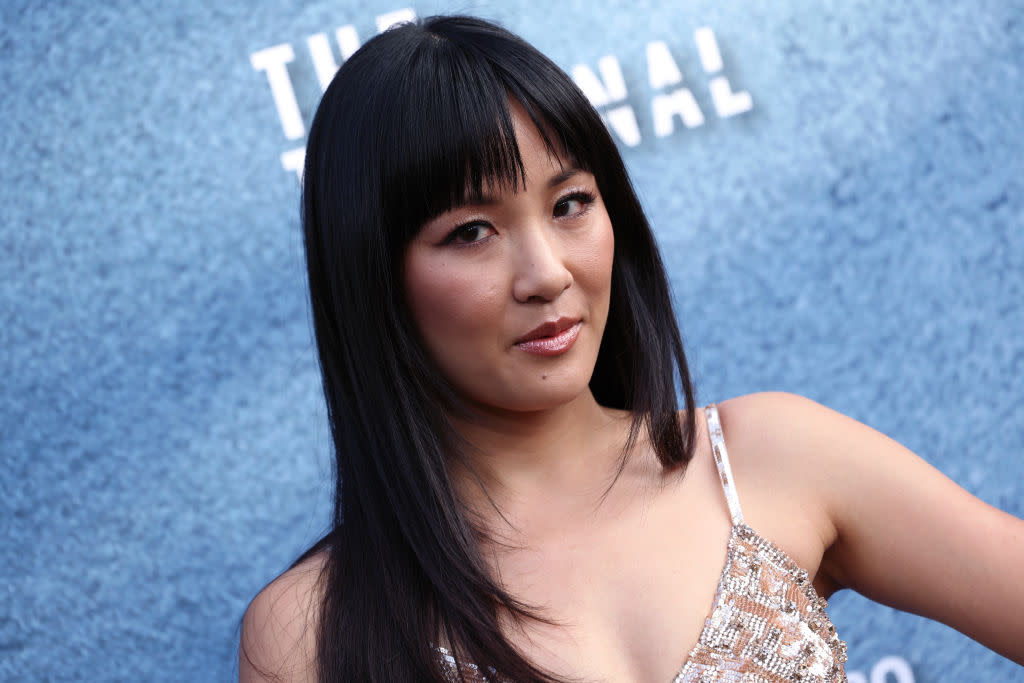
[369,17,609,243]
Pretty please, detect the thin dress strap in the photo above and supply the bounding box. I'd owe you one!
[704,404,744,525]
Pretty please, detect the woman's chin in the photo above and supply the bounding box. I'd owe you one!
[470,376,598,416]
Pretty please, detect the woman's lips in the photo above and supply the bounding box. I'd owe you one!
[514,320,582,356]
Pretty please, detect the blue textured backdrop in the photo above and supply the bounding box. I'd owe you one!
[1,1,1022,681]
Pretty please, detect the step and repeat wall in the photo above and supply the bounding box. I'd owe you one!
[2,1,1022,680]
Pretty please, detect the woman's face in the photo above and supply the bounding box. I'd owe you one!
[404,105,615,415]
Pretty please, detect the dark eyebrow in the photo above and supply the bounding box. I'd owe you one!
[546,167,584,189]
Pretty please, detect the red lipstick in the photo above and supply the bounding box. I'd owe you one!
[515,317,582,356]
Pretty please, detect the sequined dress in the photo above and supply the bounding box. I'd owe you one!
[439,405,848,682]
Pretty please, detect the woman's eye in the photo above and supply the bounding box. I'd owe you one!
[554,192,595,218]
[443,222,494,245]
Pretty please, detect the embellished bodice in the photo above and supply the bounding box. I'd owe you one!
[672,523,847,682]
[439,406,848,682]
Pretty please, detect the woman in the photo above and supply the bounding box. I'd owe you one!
[240,15,1024,682]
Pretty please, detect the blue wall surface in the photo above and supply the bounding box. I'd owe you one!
[2,1,1022,681]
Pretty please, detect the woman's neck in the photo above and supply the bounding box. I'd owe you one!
[447,391,654,535]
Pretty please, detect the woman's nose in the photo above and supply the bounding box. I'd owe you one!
[511,224,573,303]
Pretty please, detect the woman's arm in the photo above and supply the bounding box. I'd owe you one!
[725,392,1024,664]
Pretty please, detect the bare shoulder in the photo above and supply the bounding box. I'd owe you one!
[712,391,876,501]
[713,390,846,460]
[239,552,327,683]
[707,393,845,575]
[710,392,843,494]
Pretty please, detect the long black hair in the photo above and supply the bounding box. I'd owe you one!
[299,15,697,682]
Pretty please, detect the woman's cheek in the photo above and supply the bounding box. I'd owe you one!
[573,220,615,291]
[441,266,503,324]
[407,256,503,344]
